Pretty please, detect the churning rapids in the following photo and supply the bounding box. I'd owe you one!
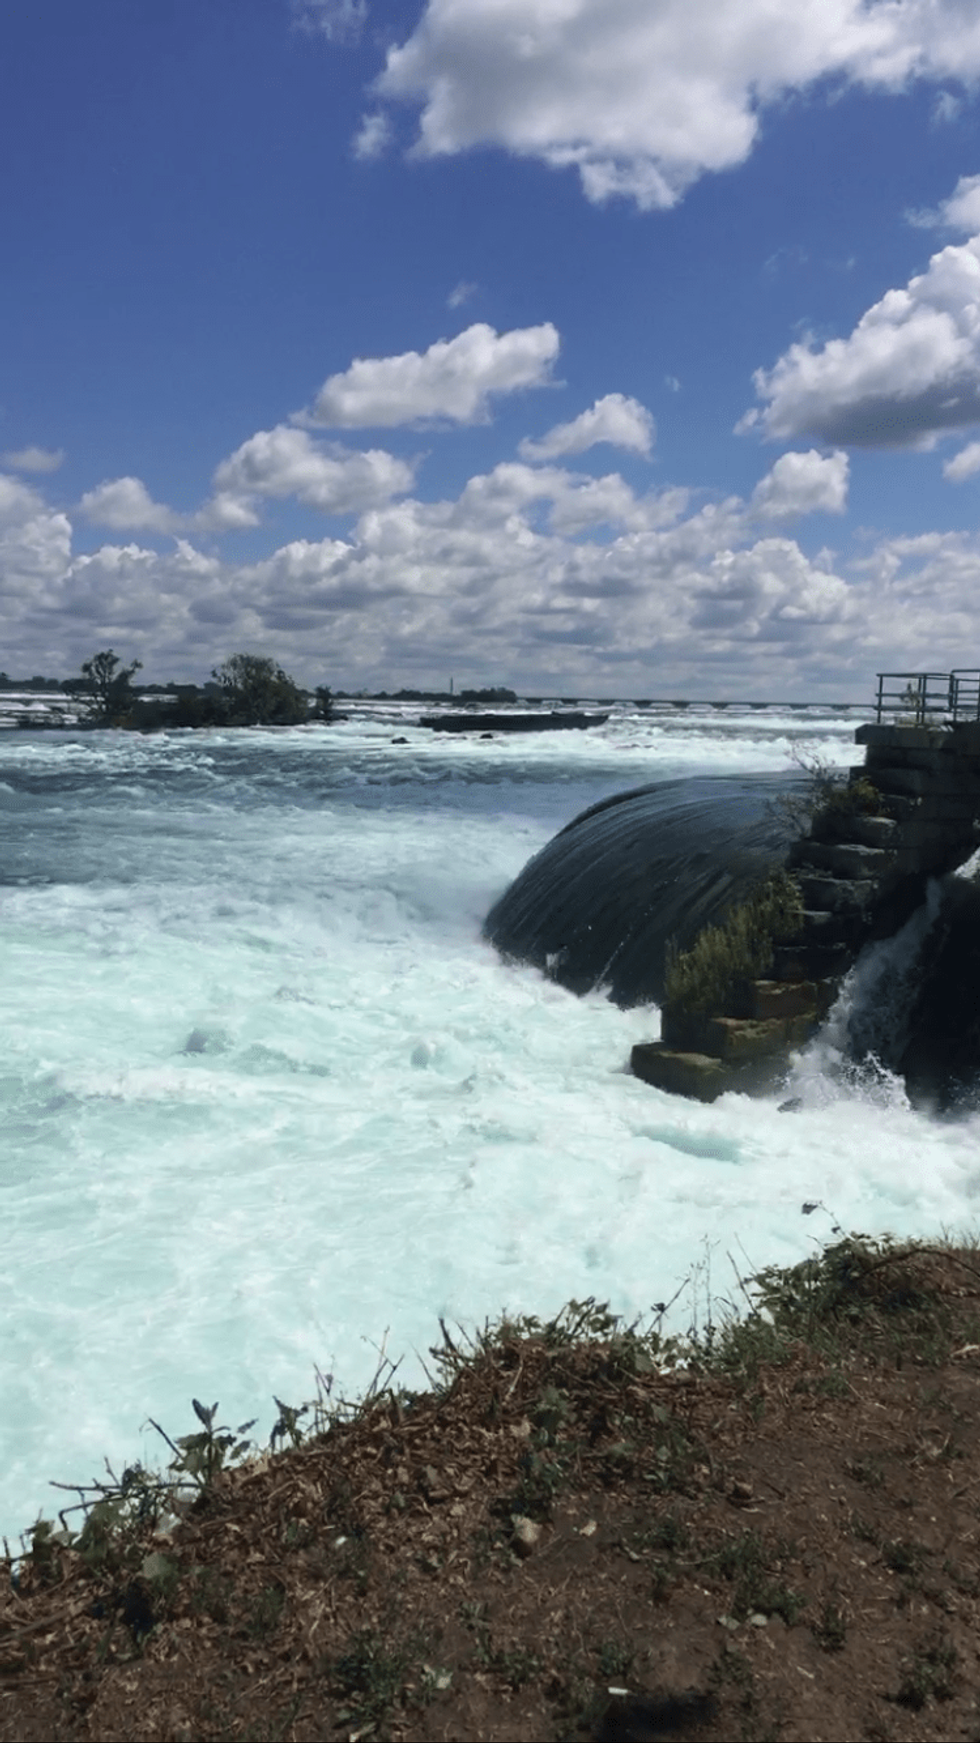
[2,702,979,1543]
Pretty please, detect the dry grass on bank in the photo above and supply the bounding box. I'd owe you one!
[4,1232,980,1742]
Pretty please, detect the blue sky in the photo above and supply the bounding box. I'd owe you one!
[4,0,980,697]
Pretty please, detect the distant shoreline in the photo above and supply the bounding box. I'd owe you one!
[0,688,872,732]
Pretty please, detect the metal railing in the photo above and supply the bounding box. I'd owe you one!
[874,670,980,725]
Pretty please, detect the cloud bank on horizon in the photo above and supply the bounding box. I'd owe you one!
[3,0,980,696]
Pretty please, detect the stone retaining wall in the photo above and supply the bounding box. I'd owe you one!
[631,722,980,1102]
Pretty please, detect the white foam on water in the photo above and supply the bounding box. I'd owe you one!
[1,710,976,1544]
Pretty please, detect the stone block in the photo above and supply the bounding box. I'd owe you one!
[798,907,865,945]
[771,941,853,981]
[896,802,980,834]
[736,979,820,1020]
[795,873,876,913]
[808,801,895,845]
[873,792,920,823]
[857,725,956,752]
[704,1014,817,1060]
[862,743,980,773]
[866,763,980,798]
[790,840,896,879]
[630,1044,734,1102]
[659,1008,715,1052]
[845,814,898,848]
[813,976,842,1017]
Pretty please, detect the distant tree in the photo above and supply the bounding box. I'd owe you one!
[313,685,335,722]
[76,649,143,725]
[210,653,309,726]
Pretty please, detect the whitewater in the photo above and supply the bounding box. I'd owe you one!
[2,702,979,1545]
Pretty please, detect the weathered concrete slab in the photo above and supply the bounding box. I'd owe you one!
[857,725,954,750]
[861,744,980,774]
[771,941,853,981]
[798,906,865,944]
[795,873,876,912]
[630,1044,734,1102]
[858,722,980,754]
[864,763,980,797]
[705,1014,817,1060]
[790,840,896,879]
[736,979,821,1020]
[837,814,897,847]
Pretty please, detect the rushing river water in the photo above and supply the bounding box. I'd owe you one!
[2,702,978,1543]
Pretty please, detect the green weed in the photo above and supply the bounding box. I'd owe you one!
[596,1638,634,1679]
[664,870,803,1018]
[706,1531,806,1625]
[332,1628,415,1730]
[813,1599,847,1652]
[895,1637,956,1708]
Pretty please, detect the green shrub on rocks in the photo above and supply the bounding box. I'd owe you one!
[811,771,886,836]
[769,750,886,840]
[664,870,803,1020]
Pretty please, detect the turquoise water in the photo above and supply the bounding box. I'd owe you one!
[2,704,977,1544]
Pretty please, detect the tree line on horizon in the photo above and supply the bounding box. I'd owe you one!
[64,650,335,730]
[2,659,523,727]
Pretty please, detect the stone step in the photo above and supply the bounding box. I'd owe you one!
[795,873,876,913]
[771,941,853,981]
[704,1013,819,1061]
[790,839,896,879]
[797,907,866,945]
[869,791,919,822]
[810,812,897,848]
[733,978,821,1020]
[735,978,840,1021]
[630,1043,735,1102]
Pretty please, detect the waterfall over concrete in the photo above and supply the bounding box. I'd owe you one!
[483,774,804,1008]
[483,764,980,1108]
[840,868,980,1113]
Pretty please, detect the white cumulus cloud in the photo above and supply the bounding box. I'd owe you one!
[0,473,71,600]
[743,232,980,447]
[943,438,980,479]
[752,450,850,518]
[211,425,415,514]
[519,394,654,461]
[941,173,980,233]
[373,0,980,210]
[909,171,980,232]
[306,322,560,427]
[79,477,182,533]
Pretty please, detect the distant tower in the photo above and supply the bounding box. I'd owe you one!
[450,676,454,695]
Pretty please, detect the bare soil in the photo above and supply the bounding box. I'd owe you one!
[3,1239,980,1742]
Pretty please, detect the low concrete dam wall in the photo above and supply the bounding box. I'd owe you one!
[482,773,804,1008]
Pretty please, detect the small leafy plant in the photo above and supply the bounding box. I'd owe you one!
[152,1398,258,1490]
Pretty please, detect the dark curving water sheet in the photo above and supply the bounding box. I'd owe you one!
[483,772,808,1007]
